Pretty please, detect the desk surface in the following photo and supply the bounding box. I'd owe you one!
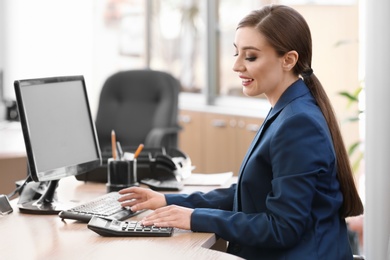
[0,177,241,260]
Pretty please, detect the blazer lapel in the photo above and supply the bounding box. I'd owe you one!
[234,107,273,211]
[239,108,273,175]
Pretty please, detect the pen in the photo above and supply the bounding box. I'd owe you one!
[116,141,124,160]
[134,144,144,159]
[111,130,117,160]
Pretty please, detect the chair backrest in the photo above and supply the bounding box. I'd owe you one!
[95,69,180,152]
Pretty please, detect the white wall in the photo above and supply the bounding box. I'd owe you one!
[0,0,5,119]
[2,0,97,112]
[0,0,144,118]
[0,0,4,73]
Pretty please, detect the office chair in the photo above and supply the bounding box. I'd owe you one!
[95,69,181,153]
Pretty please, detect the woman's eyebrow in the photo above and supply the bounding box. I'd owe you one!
[233,43,261,51]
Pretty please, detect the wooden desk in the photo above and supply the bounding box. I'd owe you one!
[0,177,242,260]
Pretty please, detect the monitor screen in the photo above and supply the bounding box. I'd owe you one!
[14,75,101,213]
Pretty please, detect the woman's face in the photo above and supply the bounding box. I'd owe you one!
[233,27,294,104]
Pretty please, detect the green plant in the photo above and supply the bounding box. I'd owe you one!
[338,85,364,174]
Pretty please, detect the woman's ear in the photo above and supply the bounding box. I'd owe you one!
[282,50,298,71]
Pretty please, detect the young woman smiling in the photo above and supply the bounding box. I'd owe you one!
[118,5,363,260]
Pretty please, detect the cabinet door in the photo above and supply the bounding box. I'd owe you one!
[178,110,264,175]
[203,113,237,174]
[0,156,27,195]
[178,110,204,172]
[235,116,263,174]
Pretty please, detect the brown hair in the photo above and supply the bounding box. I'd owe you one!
[238,5,363,218]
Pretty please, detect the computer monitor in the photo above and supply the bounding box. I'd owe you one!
[14,75,102,214]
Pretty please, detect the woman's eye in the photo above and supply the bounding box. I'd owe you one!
[233,53,238,57]
[245,56,257,61]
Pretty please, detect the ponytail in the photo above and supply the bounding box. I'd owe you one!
[304,73,364,218]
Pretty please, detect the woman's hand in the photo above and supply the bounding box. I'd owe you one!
[142,205,194,230]
[118,186,167,211]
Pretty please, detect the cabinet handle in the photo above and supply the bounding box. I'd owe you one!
[246,124,259,132]
[212,119,227,128]
[179,115,191,124]
[230,119,237,128]
[237,120,245,128]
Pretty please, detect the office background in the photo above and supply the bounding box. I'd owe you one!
[0,1,360,132]
[0,0,362,176]
[0,0,388,259]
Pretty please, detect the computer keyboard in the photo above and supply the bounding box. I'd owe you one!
[87,216,174,237]
[58,192,141,222]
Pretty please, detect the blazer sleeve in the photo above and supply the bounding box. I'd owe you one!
[190,112,340,248]
[165,184,236,210]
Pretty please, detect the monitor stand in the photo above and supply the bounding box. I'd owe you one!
[18,180,66,214]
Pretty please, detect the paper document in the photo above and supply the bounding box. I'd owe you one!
[183,172,233,186]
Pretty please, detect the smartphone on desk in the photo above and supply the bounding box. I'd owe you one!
[0,195,13,215]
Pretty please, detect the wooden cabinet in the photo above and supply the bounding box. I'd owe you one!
[179,109,263,175]
[0,156,27,194]
[235,116,262,166]
[203,113,237,174]
[178,110,203,172]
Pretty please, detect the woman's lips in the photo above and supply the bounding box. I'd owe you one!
[240,77,254,86]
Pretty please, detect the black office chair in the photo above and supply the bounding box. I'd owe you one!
[95,69,181,153]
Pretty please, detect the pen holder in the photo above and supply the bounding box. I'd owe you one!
[107,158,138,192]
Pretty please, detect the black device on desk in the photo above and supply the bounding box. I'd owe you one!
[0,194,13,215]
[140,178,183,191]
[87,216,173,237]
[14,75,140,222]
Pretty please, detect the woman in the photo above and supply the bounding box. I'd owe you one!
[118,5,363,259]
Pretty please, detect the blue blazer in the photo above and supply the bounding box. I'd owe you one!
[166,79,353,260]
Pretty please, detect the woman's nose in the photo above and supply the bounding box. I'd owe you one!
[232,59,245,72]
